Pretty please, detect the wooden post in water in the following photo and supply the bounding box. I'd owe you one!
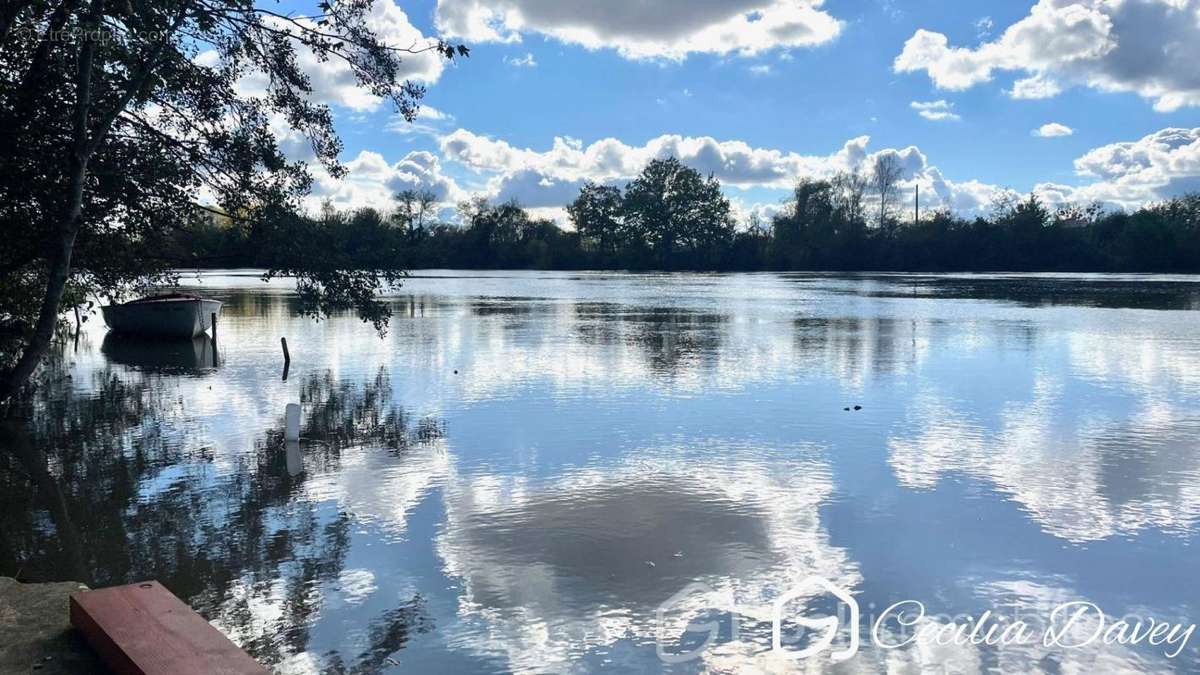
[281,337,291,381]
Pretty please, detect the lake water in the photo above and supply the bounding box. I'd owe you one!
[4,270,1200,673]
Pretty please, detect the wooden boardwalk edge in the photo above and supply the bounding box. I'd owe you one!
[70,581,269,675]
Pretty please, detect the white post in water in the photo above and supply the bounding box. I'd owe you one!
[285,439,303,476]
[285,403,301,441]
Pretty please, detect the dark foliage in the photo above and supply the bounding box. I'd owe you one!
[173,162,1200,275]
[0,0,464,399]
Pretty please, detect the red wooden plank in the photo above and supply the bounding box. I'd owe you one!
[69,581,269,675]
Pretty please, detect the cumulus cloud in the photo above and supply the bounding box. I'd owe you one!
[305,125,1200,223]
[439,128,877,188]
[1033,122,1074,137]
[895,0,1200,111]
[434,0,843,60]
[307,125,1200,224]
[306,149,466,211]
[490,169,589,208]
[1044,127,1200,207]
[1010,73,1063,99]
[206,0,444,112]
[911,99,961,121]
[299,0,444,110]
[436,128,1006,217]
[729,196,788,230]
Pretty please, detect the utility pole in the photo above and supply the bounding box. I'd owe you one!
[915,184,920,224]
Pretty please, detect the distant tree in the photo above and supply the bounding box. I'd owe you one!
[457,199,551,268]
[771,178,847,268]
[744,211,767,235]
[1053,201,1106,229]
[0,0,468,401]
[394,189,439,233]
[988,189,1022,220]
[150,188,1200,275]
[621,158,734,268]
[831,170,870,226]
[1009,193,1051,230]
[567,182,624,256]
[871,154,905,232]
[456,195,491,225]
[790,179,836,225]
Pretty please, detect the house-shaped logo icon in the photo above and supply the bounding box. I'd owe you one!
[772,576,860,662]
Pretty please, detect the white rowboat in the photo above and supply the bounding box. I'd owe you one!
[101,294,222,338]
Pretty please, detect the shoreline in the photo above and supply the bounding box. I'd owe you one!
[0,577,105,674]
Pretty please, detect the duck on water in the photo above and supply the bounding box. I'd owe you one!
[101,294,221,339]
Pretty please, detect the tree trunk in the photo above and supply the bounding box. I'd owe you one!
[0,1,99,403]
[0,157,88,402]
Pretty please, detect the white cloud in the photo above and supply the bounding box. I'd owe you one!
[503,52,538,67]
[490,169,589,207]
[417,106,453,121]
[306,149,467,211]
[1010,73,1063,99]
[910,99,961,122]
[729,196,788,229]
[302,0,445,111]
[748,64,772,76]
[435,0,843,60]
[1045,127,1200,207]
[1033,122,1074,138]
[439,128,875,188]
[310,124,1200,224]
[438,128,1006,217]
[895,0,1200,111]
[216,1,445,112]
[309,125,1200,223]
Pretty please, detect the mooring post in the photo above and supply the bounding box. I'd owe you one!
[281,337,291,381]
[285,403,300,442]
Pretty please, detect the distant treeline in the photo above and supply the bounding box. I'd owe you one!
[171,157,1200,273]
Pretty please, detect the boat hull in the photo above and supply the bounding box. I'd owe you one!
[102,298,222,338]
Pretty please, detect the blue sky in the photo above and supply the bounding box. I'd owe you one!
[279,0,1200,222]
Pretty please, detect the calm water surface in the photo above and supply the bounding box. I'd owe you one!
[4,270,1200,673]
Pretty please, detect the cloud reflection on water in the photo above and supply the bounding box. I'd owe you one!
[5,271,1200,673]
[434,447,858,673]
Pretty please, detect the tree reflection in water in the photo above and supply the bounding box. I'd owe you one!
[297,368,444,455]
[0,361,441,672]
